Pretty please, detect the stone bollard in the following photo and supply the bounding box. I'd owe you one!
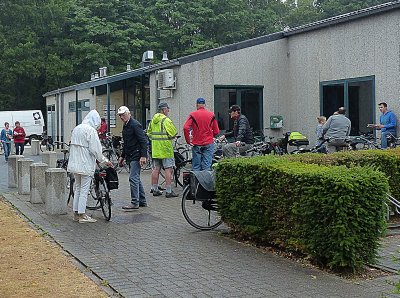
[31,139,40,156]
[42,151,57,168]
[30,163,48,203]
[18,158,34,195]
[8,155,24,188]
[45,168,67,215]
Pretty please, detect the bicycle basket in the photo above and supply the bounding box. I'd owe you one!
[190,171,215,201]
[105,167,119,190]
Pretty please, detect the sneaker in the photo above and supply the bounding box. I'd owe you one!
[73,212,80,222]
[152,190,163,197]
[165,191,179,198]
[122,203,139,211]
[150,186,166,193]
[79,214,97,223]
[139,202,148,207]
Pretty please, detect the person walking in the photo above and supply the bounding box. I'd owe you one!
[221,105,254,157]
[0,122,13,161]
[67,110,112,223]
[321,107,351,153]
[13,121,26,155]
[147,102,178,198]
[372,102,397,149]
[183,97,220,171]
[117,106,148,210]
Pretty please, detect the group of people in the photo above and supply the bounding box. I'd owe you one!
[1,121,26,161]
[316,102,396,153]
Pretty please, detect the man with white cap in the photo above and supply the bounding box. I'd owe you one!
[147,102,178,198]
[117,106,148,210]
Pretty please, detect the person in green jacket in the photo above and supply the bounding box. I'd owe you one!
[147,102,179,198]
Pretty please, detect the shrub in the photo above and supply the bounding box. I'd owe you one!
[216,156,388,272]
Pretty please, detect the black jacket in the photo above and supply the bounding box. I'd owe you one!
[121,118,148,162]
[225,114,254,144]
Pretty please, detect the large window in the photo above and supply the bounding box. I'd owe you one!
[320,76,375,135]
[214,86,263,134]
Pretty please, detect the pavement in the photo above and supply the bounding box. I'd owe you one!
[1,148,400,297]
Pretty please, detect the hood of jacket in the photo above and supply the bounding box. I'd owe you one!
[82,110,101,130]
[152,113,166,125]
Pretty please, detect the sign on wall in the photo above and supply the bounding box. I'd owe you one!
[103,104,116,128]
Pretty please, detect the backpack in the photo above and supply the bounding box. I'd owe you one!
[105,167,119,190]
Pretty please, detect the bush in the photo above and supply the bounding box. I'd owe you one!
[216,156,388,272]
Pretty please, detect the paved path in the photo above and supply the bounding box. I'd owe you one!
[0,149,399,297]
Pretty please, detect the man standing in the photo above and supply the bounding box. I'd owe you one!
[0,122,12,161]
[373,102,397,149]
[147,102,178,198]
[117,106,148,210]
[183,97,220,171]
[221,105,254,157]
[13,121,26,155]
[321,107,351,153]
[67,110,112,223]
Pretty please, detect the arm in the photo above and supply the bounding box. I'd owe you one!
[165,118,177,139]
[88,130,108,163]
[183,116,193,144]
[133,122,148,158]
[321,117,331,137]
[211,117,220,137]
[235,117,247,142]
[385,113,397,130]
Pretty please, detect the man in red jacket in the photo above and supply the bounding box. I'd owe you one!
[183,98,220,170]
[13,121,26,155]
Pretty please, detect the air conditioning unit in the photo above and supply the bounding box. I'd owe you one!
[157,69,176,89]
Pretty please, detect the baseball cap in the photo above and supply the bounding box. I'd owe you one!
[158,102,170,109]
[196,97,206,104]
[228,105,241,113]
[117,106,130,114]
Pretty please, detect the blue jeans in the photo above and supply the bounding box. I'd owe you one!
[2,142,11,161]
[381,130,396,149]
[15,143,24,155]
[129,160,146,205]
[192,143,215,171]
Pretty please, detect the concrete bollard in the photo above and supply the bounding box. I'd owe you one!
[45,168,67,215]
[42,151,57,168]
[18,158,34,195]
[30,163,48,203]
[8,155,24,188]
[31,139,40,156]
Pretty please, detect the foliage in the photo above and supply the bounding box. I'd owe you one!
[216,156,388,272]
[0,0,391,111]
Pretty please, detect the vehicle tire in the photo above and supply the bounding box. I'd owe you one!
[181,186,222,230]
[29,135,38,145]
[99,182,112,221]
[67,173,75,205]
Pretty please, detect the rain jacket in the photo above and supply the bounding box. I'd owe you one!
[67,110,108,176]
[147,113,177,159]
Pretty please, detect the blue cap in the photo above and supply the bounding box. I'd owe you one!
[196,97,206,104]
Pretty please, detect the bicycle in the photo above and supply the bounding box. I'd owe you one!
[55,142,75,204]
[86,165,116,221]
[181,170,222,230]
[102,133,129,173]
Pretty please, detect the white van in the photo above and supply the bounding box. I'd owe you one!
[0,110,44,144]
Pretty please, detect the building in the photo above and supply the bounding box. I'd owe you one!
[43,1,400,146]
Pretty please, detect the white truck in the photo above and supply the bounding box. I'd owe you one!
[0,110,45,144]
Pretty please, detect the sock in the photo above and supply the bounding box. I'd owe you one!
[166,185,172,193]
[152,184,158,191]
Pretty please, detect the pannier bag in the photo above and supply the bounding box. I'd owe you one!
[105,167,119,190]
[174,151,186,168]
[288,131,309,146]
[190,171,215,201]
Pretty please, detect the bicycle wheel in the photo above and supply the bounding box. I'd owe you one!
[181,186,222,230]
[67,173,75,204]
[98,180,112,221]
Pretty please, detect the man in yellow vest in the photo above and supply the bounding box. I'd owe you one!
[147,102,179,198]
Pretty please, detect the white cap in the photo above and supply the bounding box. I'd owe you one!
[117,106,130,114]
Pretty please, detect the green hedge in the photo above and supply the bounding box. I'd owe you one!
[216,156,388,272]
[284,149,400,199]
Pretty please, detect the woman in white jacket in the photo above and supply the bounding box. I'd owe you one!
[68,110,112,223]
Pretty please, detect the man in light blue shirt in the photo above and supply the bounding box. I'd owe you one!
[373,102,397,149]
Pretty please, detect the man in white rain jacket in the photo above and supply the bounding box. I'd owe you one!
[68,110,112,223]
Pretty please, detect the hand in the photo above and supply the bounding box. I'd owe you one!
[118,157,124,167]
[235,141,242,147]
[104,161,113,167]
[219,135,226,141]
[139,157,147,167]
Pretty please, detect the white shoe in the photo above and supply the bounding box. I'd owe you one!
[79,214,97,223]
[73,212,80,222]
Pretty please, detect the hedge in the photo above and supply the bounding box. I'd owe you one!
[216,156,388,272]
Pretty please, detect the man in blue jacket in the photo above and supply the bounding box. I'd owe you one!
[373,102,397,149]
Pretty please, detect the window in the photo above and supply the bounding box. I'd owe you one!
[214,86,263,134]
[320,76,375,136]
